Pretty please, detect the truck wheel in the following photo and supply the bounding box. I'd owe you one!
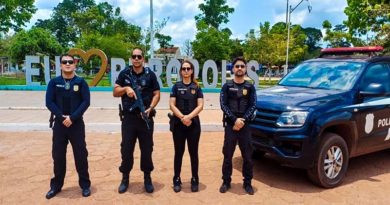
[307,133,349,188]
[252,149,265,159]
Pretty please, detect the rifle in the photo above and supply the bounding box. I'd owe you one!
[124,72,152,130]
[49,113,54,128]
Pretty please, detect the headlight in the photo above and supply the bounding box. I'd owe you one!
[276,111,308,127]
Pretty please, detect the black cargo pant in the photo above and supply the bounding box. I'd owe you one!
[172,117,201,179]
[119,113,154,175]
[50,120,90,190]
[222,124,253,184]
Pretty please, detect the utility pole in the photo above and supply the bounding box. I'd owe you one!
[150,0,154,59]
[285,0,312,76]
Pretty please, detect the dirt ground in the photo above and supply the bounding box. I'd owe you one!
[0,131,389,205]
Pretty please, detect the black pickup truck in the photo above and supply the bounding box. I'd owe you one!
[250,46,390,188]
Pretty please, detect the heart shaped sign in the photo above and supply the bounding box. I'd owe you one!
[68,48,108,86]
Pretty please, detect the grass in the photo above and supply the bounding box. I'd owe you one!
[0,75,26,85]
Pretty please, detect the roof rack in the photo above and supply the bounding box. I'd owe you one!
[319,46,383,58]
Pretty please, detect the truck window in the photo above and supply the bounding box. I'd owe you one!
[279,61,364,90]
[360,64,390,93]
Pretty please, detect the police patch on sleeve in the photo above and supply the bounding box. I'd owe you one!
[73,85,79,92]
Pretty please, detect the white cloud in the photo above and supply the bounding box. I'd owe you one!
[24,9,53,29]
[27,0,349,49]
[161,18,197,44]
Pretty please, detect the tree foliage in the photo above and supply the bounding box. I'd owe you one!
[155,33,173,48]
[192,21,232,64]
[243,22,307,66]
[322,20,365,48]
[192,0,235,65]
[344,0,389,35]
[8,28,64,63]
[34,0,95,47]
[195,0,234,29]
[34,0,142,59]
[0,0,37,33]
[344,0,389,53]
[303,27,323,51]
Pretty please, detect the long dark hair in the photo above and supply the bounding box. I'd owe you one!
[180,60,199,87]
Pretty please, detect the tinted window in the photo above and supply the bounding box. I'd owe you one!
[279,61,364,90]
[360,64,390,92]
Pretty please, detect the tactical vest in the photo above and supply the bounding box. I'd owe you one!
[54,76,84,115]
[175,81,199,115]
[122,66,153,111]
[226,80,252,117]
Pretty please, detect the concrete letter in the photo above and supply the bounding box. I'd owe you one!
[149,58,163,87]
[110,58,126,86]
[166,58,181,87]
[247,60,259,89]
[25,56,40,86]
[202,60,218,89]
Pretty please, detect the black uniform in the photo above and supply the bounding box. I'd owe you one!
[116,66,160,175]
[170,81,203,179]
[45,75,91,190]
[220,80,256,184]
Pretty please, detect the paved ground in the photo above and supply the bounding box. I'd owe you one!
[1,131,390,205]
[0,90,390,204]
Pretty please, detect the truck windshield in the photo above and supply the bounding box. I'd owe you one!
[279,61,364,90]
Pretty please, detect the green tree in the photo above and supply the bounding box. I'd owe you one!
[75,33,134,73]
[0,0,37,34]
[303,27,323,51]
[230,39,244,59]
[344,0,389,53]
[195,0,234,29]
[34,0,96,47]
[0,35,13,57]
[192,21,232,65]
[9,28,64,63]
[322,20,365,48]
[244,22,307,67]
[344,0,389,35]
[155,33,173,48]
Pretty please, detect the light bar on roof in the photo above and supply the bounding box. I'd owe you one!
[321,46,384,54]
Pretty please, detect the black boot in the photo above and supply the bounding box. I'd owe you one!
[219,181,231,193]
[144,172,154,193]
[118,174,129,194]
[243,181,254,195]
[191,177,199,192]
[173,176,182,193]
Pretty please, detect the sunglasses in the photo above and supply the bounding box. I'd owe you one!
[61,60,74,65]
[131,54,143,60]
[235,64,246,69]
[181,67,192,72]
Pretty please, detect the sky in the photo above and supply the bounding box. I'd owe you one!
[27,0,349,48]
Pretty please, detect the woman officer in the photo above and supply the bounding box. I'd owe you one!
[169,60,204,192]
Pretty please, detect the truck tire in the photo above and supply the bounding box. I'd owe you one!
[307,132,349,188]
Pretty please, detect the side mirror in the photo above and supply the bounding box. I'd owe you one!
[359,83,386,97]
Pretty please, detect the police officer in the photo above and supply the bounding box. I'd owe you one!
[113,48,160,194]
[45,54,91,199]
[219,56,256,195]
[169,60,204,192]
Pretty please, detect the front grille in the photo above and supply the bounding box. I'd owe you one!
[252,108,282,127]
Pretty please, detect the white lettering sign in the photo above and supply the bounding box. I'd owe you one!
[24,56,261,89]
